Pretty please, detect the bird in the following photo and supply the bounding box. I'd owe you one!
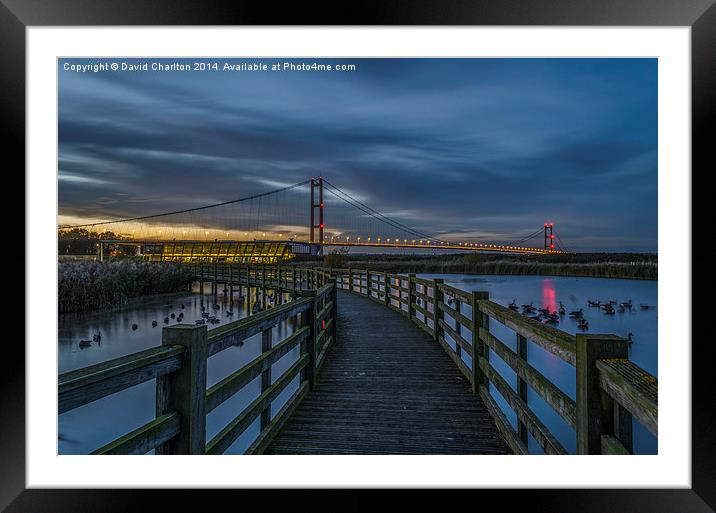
[226,310,234,316]
[627,332,634,343]
[508,299,519,311]
[151,320,158,327]
[587,300,601,308]
[620,299,633,309]
[92,331,101,342]
[195,319,206,325]
[569,309,583,318]
[181,304,185,309]
[577,318,589,330]
[170,313,176,319]
[164,317,170,323]
[79,339,92,348]
[131,323,138,330]
[558,302,566,315]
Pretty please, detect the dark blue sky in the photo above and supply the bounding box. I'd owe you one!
[58,58,657,252]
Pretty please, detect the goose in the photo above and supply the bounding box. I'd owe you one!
[131,323,138,330]
[181,304,185,309]
[602,304,615,315]
[577,318,589,330]
[151,320,158,327]
[620,299,633,309]
[627,332,634,342]
[226,310,234,316]
[568,308,583,318]
[508,299,519,311]
[79,339,92,348]
[587,300,601,308]
[164,317,170,323]
[92,331,101,342]
[170,313,176,319]
[558,302,566,315]
[195,319,206,325]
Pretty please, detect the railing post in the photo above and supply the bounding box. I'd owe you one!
[432,279,444,343]
[384,273,392,306]
[348,268,353,293]
[300,290,318,390]
[470,291,489,394]
[330,279,338,345]
[157,324,208,454]
[575,334,630,454]
[366,270,371,298]
[516,333,529,445]
[260,326,273,430]
[407,273,416,319]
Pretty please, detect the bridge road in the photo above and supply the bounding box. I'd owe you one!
[267,290,511,454]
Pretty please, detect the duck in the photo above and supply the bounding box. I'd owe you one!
[131,323,138,330]
[151,320,158,328]
[568,308,583,318]
[79,339,92,348]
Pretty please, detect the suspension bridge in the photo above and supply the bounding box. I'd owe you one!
[59,178,568,263]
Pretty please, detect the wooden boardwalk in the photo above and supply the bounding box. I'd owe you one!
[267,291,511,455]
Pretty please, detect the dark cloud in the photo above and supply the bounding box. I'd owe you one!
[58,58,657,251]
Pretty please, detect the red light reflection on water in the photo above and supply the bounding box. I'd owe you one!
[542,278,557,313]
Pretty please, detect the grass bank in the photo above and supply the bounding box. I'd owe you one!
[58,260,193,313]
[303,252,657,280]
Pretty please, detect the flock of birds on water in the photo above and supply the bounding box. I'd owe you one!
[77,289,282,349]
[503,297,655,342]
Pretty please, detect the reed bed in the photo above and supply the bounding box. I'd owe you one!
[58,260,193,313]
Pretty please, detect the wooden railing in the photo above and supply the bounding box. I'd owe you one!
[330,267,657,455]
[58,264,337,455]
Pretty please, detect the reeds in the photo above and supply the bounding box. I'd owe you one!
[58,260,193,313]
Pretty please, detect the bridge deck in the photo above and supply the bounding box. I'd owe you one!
[267,291,510,455]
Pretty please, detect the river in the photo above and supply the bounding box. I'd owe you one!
[59,274,657,455]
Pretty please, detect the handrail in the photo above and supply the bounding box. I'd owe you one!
[329,267,658,455]
[59,263,338,455]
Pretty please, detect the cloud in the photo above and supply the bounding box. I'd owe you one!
[58,58,657,251]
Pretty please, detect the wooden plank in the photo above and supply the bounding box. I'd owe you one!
[59,345,185,414]
[438,318,473,358]
[439,300,472,329]
[207,298,311,356]
[91,413,180,455]
[437,335,473,382]
[206,354,308,454]
[597,358,658,436]
[479,385,528,455]
[246,382,310,454]
[205,326,308,412]
[437,283,472,302]
[478,355,567,455]
[480,328,576,429]
[478,300,577,366]
[267,291,510,455]
[601,434,631,455]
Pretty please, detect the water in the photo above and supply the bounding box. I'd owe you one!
[416,274,657,455]
[58,284,301,455]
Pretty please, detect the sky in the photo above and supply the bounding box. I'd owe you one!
[58,58,657,252]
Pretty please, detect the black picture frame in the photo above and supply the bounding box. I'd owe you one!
[3,1,712,511]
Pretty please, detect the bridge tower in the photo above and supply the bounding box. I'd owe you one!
[310,177,324,252]
[544,223,554,252]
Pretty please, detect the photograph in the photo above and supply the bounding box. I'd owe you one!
[57,56,658,456]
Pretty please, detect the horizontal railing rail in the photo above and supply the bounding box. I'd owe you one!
[329,267,657,455]
[59,263,337,455]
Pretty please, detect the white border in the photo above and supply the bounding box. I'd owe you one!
[27,27,691,488]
